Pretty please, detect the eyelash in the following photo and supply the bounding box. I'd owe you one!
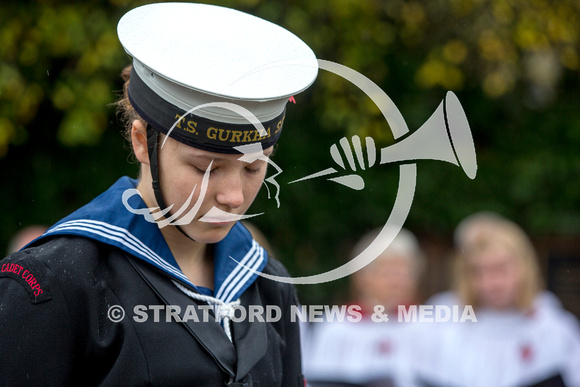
[193,166,262,175]
[245,166,262,175]
[194,166,215,175]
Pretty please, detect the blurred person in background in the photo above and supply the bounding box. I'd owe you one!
[416,214,580,386]
[303,227,425,387]
[6,225,47,254]
[430,211,563,310]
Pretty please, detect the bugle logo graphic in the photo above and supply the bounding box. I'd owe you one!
[122,59,478,286]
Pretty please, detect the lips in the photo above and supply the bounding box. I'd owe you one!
[200,217,236,224]
[199,209,243,223]
[199,206,263,223]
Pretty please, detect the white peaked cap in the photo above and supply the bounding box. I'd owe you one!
[117,2,318,126]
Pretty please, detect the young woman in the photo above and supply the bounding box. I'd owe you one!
[0,3,317,386]
[417,215,580,387]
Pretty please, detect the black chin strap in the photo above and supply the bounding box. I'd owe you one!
[146,124,165,211]
[146,124,196,242]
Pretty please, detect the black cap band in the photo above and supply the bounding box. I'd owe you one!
[128,66,285,154]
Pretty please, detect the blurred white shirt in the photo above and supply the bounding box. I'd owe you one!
[414,292,580,386]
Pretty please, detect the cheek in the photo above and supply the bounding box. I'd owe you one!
[470,269,489,293]
[159,167,204,208]
[503,265,523,292]
[243,174,267,203]
[156,146,190,200]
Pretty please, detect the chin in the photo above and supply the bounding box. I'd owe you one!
[189,223,235,244]
[482,297,515,310]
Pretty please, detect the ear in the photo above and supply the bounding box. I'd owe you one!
[131,120,149,165]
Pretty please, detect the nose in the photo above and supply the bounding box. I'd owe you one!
[215,174,245,209]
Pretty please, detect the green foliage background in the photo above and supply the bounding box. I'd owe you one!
[1,0,579,304]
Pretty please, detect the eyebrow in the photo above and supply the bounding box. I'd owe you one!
[189,154,226,162]
[187,150,273,162]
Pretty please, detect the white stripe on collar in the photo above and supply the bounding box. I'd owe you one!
[216,239,259,301]
[217,240,264,303]
[46,219,191,285]
[225,247,265,303]
[45,218,267,302]
[37,176,269,304]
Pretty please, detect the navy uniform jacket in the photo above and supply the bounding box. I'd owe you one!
[0,177,304,386]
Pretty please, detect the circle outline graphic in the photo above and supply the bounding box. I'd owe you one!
[237,59,418,285]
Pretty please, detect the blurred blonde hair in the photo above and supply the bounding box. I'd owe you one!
[453,211,506,251]
[453,216,543,311]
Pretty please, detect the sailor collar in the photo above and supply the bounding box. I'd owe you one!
[34,176,267,303]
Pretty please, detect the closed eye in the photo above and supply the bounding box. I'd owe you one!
[245,166,262,175]
[193,164,215,175]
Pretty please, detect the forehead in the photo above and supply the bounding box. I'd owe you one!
[366,254,414,272]
[470,243,516,266]
[174,141,274,161]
